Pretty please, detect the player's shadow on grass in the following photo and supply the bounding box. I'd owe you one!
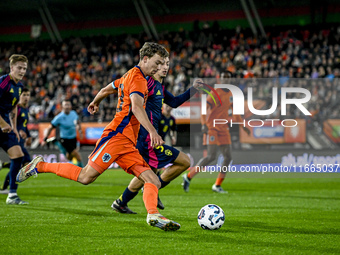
[271,194,340,200]
[180,221,339,254]
[202,234,339,254]
[30,192,110,201]
[226,219,340,235]
[18,206,114,217]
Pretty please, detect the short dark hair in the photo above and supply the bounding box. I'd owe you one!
[139,42,169,60]
[9,54,28,66]
[22,88,30,93]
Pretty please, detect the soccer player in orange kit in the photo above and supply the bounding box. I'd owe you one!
[17,42,181,231]
[182,83,250,193]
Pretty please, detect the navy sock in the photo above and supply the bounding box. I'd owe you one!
[159,175,170,189]
[2,172,10,190]
[2,162,11,169]
[9,157,23,193]
[119,187,138,206]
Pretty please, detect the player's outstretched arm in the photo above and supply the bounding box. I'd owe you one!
[42,124,55,146]
[164,78,203,108]
[88,83,118,114]
[130,94,164,148]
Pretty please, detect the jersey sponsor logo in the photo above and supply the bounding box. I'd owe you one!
[165,149,173,156]
[10,88,14,93]
[21,113,25,117]
[156,90,161,95]
[102,153,111,163]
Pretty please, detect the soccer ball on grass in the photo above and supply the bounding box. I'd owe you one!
[197,204,225,230]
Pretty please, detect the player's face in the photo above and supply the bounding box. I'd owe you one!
[10,61,27,82]
[144,54,164,76]
[62,101,72,114]
[19,92,30,106]
[157,57,170,78]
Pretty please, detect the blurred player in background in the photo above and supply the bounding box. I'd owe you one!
[182,78,250,193]
[0,88,32,193]
[111,57,202,214]
[17,42,182,231]
[159,104,177,146]
[42,100,84,167]
[0,54,29,204]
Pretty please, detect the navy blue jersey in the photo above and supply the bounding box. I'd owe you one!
[138,76,197,142]
[0,74,23,124]
[158,115,177,140]
[17,104,30,138]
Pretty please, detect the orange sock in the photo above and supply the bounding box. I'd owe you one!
[37,162,82,182]
[143,183,159,214]
[215,172,226,186]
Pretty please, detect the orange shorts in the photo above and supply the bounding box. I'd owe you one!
[203,128,231,146]
[88,132,150,177]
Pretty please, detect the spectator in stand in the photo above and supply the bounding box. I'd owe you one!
[0,24,339,125]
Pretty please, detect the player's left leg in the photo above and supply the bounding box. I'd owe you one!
[137,169,180,231]
[0,161,11,192]
[113,146,186,213]
[159,152,190,182]
[0,161,11,170]
[212,144,231,194]
[116,151,180,231]
[2,144,31,193]
[6,145,25,204]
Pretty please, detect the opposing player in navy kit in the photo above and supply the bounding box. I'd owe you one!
[0,54,29,204]
[111,57,202,213]
[0,88,32,193]
[159,104,177,146]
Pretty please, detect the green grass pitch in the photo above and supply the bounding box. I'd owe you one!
[0,169,339,254]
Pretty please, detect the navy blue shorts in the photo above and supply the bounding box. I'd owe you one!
[60,138,77,154]
[136,140,180,169]
[0,130,20,152]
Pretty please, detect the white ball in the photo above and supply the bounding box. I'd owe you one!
[197,204,225,230]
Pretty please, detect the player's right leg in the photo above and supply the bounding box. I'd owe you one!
[16,157,100,185]
[212,144,231,194]
[182,144,218,192]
